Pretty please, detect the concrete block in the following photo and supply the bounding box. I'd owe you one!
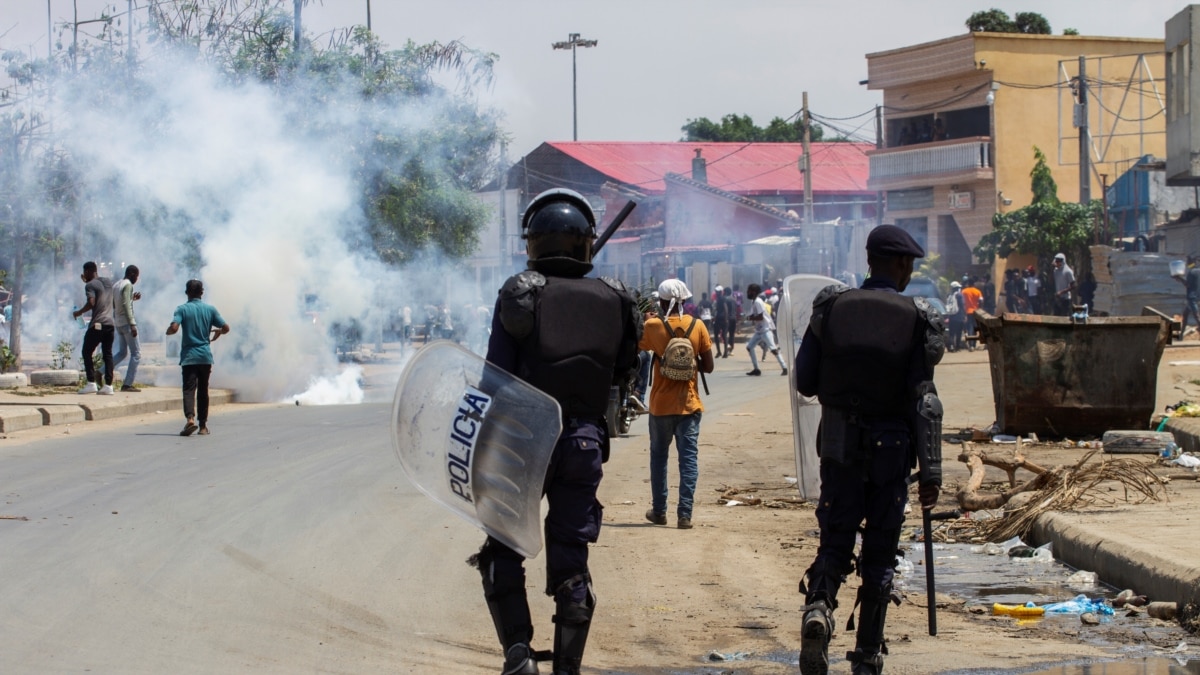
[38,405,86,426]
[0,406,45,432]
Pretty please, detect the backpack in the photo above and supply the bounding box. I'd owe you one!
[659,316,699,382]
[945,291,959,316]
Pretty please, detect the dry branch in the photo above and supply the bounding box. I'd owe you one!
[952,444,1165,542]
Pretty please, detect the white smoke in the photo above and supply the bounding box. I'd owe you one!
[15,46,479,402]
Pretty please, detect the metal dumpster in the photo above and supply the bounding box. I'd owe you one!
[974,311,1170,437]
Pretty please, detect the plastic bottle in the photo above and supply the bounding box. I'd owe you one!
[71,305,85,329]
[1162,442,1180,460]
[993,602,1045,618]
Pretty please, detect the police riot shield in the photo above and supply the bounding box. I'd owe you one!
[391,341,562,559]
[779,274,844,500]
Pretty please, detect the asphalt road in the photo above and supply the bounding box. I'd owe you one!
[0,401,503,673]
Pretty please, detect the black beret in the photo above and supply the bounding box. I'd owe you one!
[866,224,925,258]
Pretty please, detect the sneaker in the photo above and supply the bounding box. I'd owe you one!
[120,385,141,393]
[197,426,210,436]
[780,367,789,376]
[628,396,648,414]
[98,384,114,395]
[500,643,539,675]
[645,509,667,525]
[77,382,98,394]
[746,369,762,376]
[677,517,693,530]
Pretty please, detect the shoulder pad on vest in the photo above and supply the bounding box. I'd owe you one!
[599,276,627,294]
[809,284,851,340]
[912,296,946,367]
[498,271,545,339]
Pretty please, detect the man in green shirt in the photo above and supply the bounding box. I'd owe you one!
[166,279,230,436]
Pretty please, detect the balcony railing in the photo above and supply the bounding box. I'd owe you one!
[868,136,992,182]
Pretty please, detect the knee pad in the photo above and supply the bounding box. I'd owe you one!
[552,573,596,622]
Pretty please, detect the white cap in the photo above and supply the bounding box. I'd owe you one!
[950,281,961,289]
[657,279,692,301]
[714,285,723,292]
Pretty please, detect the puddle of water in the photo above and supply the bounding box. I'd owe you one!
[896,541,1117,608]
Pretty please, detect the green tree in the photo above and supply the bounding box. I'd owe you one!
[974,147,1100,302]
[680,113,827,142]
[966,9,1015,32]
[966,9,1051,34]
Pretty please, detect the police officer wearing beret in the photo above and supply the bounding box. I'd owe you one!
[793,225,945,675]
[470,188,642,675]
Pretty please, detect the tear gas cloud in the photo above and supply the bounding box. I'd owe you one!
[15,48,488,403]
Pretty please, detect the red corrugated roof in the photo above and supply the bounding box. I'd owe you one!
[546,141,872,195]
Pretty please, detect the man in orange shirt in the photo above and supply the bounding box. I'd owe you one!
[639,279,715,529]
[961,277,983,351]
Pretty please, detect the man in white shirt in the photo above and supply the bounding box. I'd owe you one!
[744,283,788,376]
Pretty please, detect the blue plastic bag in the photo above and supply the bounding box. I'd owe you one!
[1042,594,1114,615]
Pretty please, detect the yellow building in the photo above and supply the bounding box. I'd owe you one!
[866,32,1165,272]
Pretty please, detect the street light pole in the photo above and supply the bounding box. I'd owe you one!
[551,33,597,141]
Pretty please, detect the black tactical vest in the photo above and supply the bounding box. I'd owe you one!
[515,276,625,418]
[817,289,920,416]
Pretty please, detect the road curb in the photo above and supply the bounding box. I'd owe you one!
[1030,511,1200,607]
[0,389,235,430]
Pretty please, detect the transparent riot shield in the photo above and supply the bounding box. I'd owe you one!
[779,274,844,500]
[391,341,562,558]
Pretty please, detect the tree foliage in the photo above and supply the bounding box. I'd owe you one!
[974,147,1100,269]
[966,9,1052,34]
[680,113,832,143]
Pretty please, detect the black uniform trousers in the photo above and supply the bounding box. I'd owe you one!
[811,425,911,596]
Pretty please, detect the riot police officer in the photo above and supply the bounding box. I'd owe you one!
[469,188,642,675]
[793,225,945,675]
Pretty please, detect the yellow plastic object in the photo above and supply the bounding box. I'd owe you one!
[992,603,1045,618]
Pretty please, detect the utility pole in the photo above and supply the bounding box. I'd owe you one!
[366,0,372,31]
[293,0,303,53]
[551,33,598,141]
[875,104,884,226]
[801,91,814,224]
[498,140,508,276]
[1077,56,1091,203]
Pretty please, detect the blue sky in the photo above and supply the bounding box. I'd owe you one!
[1,0,1187,156]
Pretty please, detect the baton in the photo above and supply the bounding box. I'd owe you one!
[921,508,961,636]
[592,200,637,255]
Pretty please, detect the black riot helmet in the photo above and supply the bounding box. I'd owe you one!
[522,188,597,265]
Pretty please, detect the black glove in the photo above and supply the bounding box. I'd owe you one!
[919,482,940,510]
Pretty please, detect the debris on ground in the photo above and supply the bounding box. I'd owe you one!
[950,443,1165,541]
[717,483,811,509]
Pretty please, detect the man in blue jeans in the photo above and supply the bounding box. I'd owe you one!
[638,279,714,529]
[166,280,230,437]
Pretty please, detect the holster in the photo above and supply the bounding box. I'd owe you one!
[818,405,864,465]
[913,381,943,487]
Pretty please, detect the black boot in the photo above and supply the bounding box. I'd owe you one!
[799,599,833,675]
[470,542,538,675]
[847,588,890,675]
[798,562,844,675]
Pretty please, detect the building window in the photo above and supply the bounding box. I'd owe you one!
[886,187,935,211]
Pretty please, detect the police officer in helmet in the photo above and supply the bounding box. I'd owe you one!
[469,188,641,675]
[793,225,945,675]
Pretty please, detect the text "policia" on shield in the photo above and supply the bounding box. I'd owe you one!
[447,386,492,503]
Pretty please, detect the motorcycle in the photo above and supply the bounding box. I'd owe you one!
[607,368,646,437]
